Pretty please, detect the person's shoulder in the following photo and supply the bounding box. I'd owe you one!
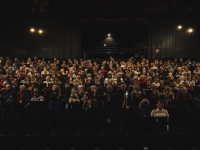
[151,109,157,112]
[162,108,168,111]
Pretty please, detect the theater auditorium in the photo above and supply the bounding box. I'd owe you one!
[1,0,200,150]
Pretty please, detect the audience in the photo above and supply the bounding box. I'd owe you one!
[0,55,199,117]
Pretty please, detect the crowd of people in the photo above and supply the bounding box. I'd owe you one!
[0,51,200,117]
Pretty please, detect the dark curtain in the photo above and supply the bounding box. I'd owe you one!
[148,19,200,59]
[0,19,81,59]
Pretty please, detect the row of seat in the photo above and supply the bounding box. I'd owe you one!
[0,117,200,150]
[0,134,199,150]
[1,134,198,150]
[1,99,195,110]
[1,106,200,119]
[0,116,200,136]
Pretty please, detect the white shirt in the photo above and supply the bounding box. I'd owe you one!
[31,95,44,101]
[151,108,169,117]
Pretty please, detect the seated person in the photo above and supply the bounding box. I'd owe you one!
[48,92,61,109]
[126,98,150,117]
[15,85,28,108]
[104,84,116,101]
[175,86,192,101]
[160,86,174,106]
[138,98,150,117]
[66,88,80,109]
[129,86,142,105]
[81,92,96,109]
[31,88,44,101]
[150,100,169,117]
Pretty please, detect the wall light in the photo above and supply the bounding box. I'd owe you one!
[30,28,35,32]
[38,29,43,34]
[188,28,193,33]
[177,25,182,29]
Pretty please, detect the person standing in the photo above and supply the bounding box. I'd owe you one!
[153,49,160,60]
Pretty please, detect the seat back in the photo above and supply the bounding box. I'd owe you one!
[50,118,72,136]
[29,101,46,109]
[98,118,120,136]
[169,116,192,134]
[2,109,23,118]
[46,109,66,119]
[0,118,23,136]
[73,118,96,136]
[24,118,48,136]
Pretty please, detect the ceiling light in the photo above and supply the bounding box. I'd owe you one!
[38,29,43,34]
[30,28,35,32]
[177,25,182,29]
[188,28,193,33]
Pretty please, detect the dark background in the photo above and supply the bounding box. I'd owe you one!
[0,0,200,59]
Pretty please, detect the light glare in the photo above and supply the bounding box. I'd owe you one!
[38,29,43,34]
[177,25,182,29]
[30,28,35,32]
[188,28,193,33]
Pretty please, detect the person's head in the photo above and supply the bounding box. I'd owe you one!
[33,88,39,96]
[5,83,11,90]
[154,78,159,83]
[19,85,26,92]
[151,83,157,89]
[90,85,97,93]
[157,100,164,109]
[120,82,127,91]
[106,84,113,92]
[159,79,164,84]
[83,92,90,100]
[156,49,159,53]
[139,99,149,109]
[181,86,188,95]
[178,84,184,91]
[78,85,84,91]
[95,79,101,85]
[71,89,77,96]
[146,80,152,88]
[52,84,58,91]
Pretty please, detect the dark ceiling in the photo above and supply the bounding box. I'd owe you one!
[1,0,200,27]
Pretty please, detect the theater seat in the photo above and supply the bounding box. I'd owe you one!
[2,108,23,118]
[122,117,155,135]
[50,118,72,136]
[145,133,171,150]
[24,109,45,118]
[169,116,191,134]
[29,101,46,109]
[168,116,196,149]
[46,109,66,119]
[98,118,120,136]
[0,118,23,137]
[72,118,97,150]
[24,118,49,136]
[73,118,96,136]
